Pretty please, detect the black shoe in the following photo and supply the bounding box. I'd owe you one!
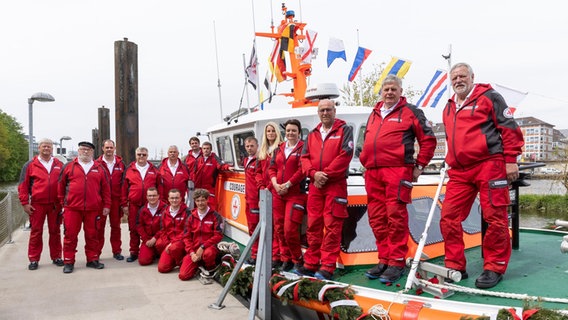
[28,261,39,270]
[245,257,256,265]
[445,269,468,283]
[379,266,405,283]
[52,258,64,267]
[113,253,125,261]
[271,260,282,269]
[292,265,315,277]
[475,270,502,289]
[365,263,388,279]
[126,254,138,263]
[86,260,105,269]
[63,264,74,274]
[281,261,295,272]
[314,269,333,280]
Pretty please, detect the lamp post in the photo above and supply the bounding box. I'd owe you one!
[28,92,55,160]
[59,136,72,156]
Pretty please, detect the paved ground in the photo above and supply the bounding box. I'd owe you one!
[0,223,251,320]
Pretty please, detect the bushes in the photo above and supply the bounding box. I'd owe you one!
[519,194,568,217]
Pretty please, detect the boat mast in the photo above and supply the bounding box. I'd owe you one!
[255,3,315,108]
[213,20,224,121]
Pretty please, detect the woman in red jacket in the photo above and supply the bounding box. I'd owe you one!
[268,119,307,271]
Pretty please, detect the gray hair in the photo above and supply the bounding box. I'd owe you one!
[168,145,179,152]
[37,138,54,146]
[382,74,403,87]
[451,62,474,75]
[135,146,148,153]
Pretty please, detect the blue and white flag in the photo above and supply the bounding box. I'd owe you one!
[416,70,448,108]
[327,37,346,67]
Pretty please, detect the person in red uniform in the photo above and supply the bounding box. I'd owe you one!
[58,141,111,274]
[242,136,263,266]
[136,187,167,265]
[441,63,524,289]
[121,147,160,263]
[359,75,437,283]
[96,139,126,261]
[297,99,354,280]
[157,189,189,273]
[158,145,191,203]
[179,188,224,281]
[253,122,283,265]
[268,119,307,271]
[184,136,202,174]
[18,138,64,270]
[192,141,233,210]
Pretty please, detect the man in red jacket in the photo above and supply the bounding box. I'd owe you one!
[179,188,223,281]
[96,139,126,260]
[136,187,167,265]
[18,138,64,270]
[157,189,189,273]
[59,141,111,273]
[296,99,353,280]
[441,63,524,289]
[192,141,233,210]
[360,75,436,283]
[242,137,262,265]
[184,136,202,174]
[158,145,191,203]
[122,147,160,262]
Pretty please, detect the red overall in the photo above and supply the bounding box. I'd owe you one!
[244,155,262,260]
[136,201,167,265]
[192,153,230,210]
[158,157,191,203]
[157,203,189,273]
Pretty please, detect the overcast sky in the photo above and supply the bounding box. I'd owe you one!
[1,0,567,159]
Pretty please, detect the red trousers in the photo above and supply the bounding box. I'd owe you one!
[245,202,260,259]
[303,181,347,274]
[441,159,511,274]
[138,239,160,265]
[272,193,306,264]
[63,208,100,264]
[365,167,413,267]
[128,203,143,255]
[28,203,62,262]
[179,246,219,280]
[157,240,185,273]
[96,198,122,256]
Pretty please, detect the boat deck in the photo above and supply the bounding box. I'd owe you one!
[335,228,568,311]
[0,223,250,320]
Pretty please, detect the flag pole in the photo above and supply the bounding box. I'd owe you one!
[242,53,251,111]
[357,29,363,106]
[213,20,224,121]
[250,0,261,110]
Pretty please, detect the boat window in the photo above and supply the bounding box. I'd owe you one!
[233,131,255,168]
[355,124,366,159]
[215,136,234,166]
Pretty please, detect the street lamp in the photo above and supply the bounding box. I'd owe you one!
[28,92,55,160]
[59,136,72,156]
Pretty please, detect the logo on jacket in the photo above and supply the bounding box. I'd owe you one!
[503,107,514,119]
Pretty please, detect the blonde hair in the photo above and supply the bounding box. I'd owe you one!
[258,121,283,160]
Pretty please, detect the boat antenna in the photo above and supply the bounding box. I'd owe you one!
[250,0,261,111]
[213,20,224,121]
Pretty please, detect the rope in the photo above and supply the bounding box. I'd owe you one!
[367,304,391,320]
[415,278,568,304]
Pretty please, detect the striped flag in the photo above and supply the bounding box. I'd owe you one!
[416,70,448,108]
[268,40,286,82]
[300,29,318,64]
[348,47,372,82]
[373,57,412,94]
[245,42,258,90]
[327,37,346,67]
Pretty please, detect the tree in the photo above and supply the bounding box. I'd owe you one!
[340,63,422,107]
[0,109,29,182]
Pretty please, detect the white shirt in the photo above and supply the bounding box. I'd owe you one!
[284,141,298,158]
[79,160,94,174]
[197,207,210,221]
[38,157,54,173]
[136,162,149,179]
[381,98,401,118]
[103,156,116,173]
[169,207,180,218]
[148,203,159,216]
[168,159,179,176]
[320,126,331,141]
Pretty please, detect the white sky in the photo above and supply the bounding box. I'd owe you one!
[1,0,567,159]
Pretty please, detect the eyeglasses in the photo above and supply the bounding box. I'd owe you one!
[137,154,147,156]
[318,108,334,113]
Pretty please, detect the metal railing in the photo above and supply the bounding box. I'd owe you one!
[0,191,27,247]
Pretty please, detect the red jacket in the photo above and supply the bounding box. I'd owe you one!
[157,203,189,243]
[359,97,436,169]
[96,155,126,200]
[183,207,224,254]
[136,201,167,242]
[301,118,354,182]
[192,153,229,193]
[268,141,306,195]
[255,157,272,191]
[158,158,190,200]
[122,162,160,207]
[443,84,524,169]
[184,150,202,177]
[58,159,111,211]
[244,156,263,205]
[18,157,63,205]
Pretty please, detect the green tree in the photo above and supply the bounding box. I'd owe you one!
[0,109,29,182]
[340,63,422,107]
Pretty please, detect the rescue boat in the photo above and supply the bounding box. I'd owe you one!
[204,4,568,319]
